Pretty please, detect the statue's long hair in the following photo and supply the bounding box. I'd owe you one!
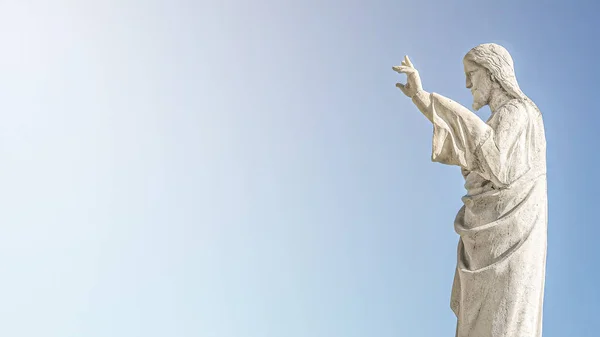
[464,43,541,115]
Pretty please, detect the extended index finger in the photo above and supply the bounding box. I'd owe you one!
[392,65,415,74]
[404,55,414,68]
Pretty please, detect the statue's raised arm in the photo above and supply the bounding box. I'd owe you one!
[393,55,477,123]
[393,57,493,172]
[392,44,548,337]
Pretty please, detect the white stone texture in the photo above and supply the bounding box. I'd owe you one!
[393,44,547,337]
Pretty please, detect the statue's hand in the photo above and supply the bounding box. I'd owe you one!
[393,56,423,98]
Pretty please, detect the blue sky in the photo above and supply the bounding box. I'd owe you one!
[0,0,597,336]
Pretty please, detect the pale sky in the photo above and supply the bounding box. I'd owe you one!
[0,1,596,336]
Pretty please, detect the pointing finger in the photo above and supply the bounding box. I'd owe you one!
[404,55,414,68]
[392,66,414,74]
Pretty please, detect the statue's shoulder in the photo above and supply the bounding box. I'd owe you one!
[491,99,530,126]
[502,98,528,112]
[510,97,543,120]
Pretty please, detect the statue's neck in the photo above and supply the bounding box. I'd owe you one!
[489,88,513,113]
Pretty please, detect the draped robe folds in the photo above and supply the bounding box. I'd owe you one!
[424,93,547,337]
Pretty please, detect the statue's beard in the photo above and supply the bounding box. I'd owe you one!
[471,91,488,111]
[472,100,484,111]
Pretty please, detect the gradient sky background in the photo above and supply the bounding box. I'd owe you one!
[0,0,597,336]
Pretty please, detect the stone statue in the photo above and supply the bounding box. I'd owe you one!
[393,43,547,337]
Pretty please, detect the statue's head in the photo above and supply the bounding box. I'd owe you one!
[463,43,525,111]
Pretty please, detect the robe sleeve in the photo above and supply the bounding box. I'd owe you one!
[429,93,529,188]
[429,93,492,170]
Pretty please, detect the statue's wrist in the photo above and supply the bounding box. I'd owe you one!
[410,89,423,98]
[411,89,425,100]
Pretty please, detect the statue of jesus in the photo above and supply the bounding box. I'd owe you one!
[393,43,548,337]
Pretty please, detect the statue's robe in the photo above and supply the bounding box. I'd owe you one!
[426,93,547,337]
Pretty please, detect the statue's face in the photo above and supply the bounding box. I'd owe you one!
[464,61,493,111]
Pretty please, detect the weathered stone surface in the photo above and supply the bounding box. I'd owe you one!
[393,44,547,337]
